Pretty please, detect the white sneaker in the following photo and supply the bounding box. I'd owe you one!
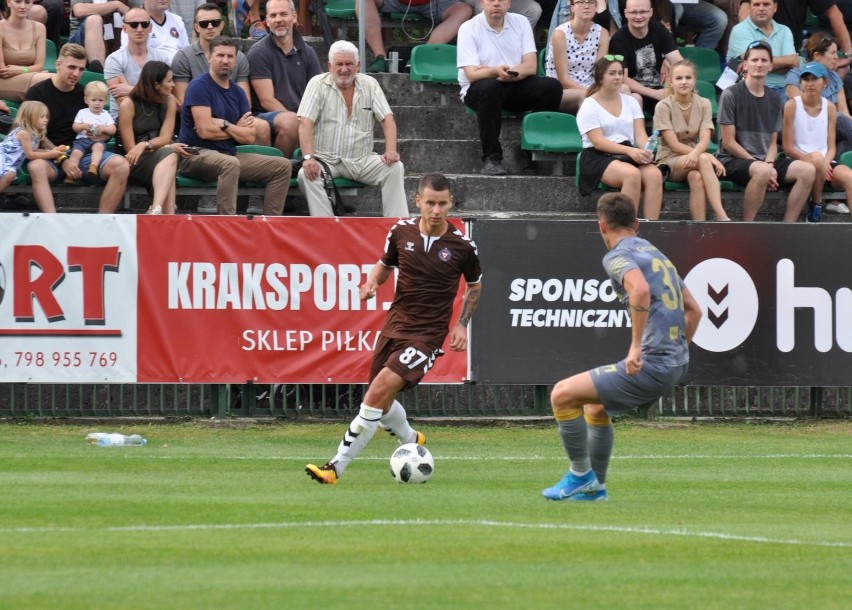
[146,205,162,215]
[825,202,850,214]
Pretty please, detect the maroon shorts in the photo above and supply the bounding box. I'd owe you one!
[369,335,445,389]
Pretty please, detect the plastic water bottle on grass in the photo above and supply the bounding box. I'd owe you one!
[87,433,147,446]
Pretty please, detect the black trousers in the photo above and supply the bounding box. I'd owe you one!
[464,76,563,161]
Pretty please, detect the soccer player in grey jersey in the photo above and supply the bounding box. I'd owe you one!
[306,173,482,484]
[542,192,702,501]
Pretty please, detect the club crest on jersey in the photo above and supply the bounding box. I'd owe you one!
[171,27,180,39]
[405,241,415,251]
[438,248,452,262]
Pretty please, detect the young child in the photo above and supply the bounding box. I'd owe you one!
[67,81,115,182]
[0,101,67,193]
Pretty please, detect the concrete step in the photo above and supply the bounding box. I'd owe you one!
[371,73,461,107]
[5,174,850,224]
[389,104,498,142]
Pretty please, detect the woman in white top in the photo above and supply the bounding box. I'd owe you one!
[577,55,663,219]
[546,0,610,113]
[783,63,852,216]
[654,60,729,221]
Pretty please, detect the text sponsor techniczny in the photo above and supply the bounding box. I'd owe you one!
[508,277,629,328]
[166,262,390,352]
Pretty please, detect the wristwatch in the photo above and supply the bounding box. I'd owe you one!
[221,120,230,130]
[301,154,313,161]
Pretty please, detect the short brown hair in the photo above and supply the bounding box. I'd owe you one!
[597,192,637,229]
[58,43,86,62]
[418,173,453,196]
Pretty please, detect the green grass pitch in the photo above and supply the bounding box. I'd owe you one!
[0,421,850,609]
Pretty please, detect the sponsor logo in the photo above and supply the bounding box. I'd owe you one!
[684,258,758,353]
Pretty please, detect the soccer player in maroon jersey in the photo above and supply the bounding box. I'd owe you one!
[306,173,483,484]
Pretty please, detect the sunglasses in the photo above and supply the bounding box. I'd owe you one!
[198,19,223,28]
[125,21,151,29]
[604,54,624,61]
[747,40,771,50]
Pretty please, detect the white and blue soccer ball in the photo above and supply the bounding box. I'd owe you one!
[389,443,434,484]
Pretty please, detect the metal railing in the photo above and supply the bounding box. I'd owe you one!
[1,383,849,419]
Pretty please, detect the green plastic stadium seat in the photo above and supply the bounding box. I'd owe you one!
[522,112,582,175]
[322,0,355,18]
[696,80,718,118]
[538,48,546,77]
[409,44,457,84]
[45,39,57,73]
[679,46,722,83]
[522,112,582,153]
[79,70,106,87]
[838,151,852,167]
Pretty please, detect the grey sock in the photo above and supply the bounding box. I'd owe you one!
[557,418,591,474]
[588,422,614,484]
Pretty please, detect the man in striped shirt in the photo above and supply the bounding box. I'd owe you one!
[296,40,409,217]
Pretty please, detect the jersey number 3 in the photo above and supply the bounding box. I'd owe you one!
[651,257,683,311]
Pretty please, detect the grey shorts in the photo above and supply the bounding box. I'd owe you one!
[590,359,689,414]
[380,0,463,19]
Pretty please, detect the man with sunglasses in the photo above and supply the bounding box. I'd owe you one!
[121,0,190,64]
[104,8,172,121]
[727,0,797,103]
[716,41,815,221]
[247,0,322,158]
[609,0,684,115]
[178,36,292,215]
[172,3,252,108]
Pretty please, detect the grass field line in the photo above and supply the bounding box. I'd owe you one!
[3,519,850,549]
[18,453,846,461]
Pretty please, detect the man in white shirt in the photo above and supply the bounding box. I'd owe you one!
[457,0,562,175]
[121,0,190,63]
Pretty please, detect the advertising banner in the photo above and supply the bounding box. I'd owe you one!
[0,215,469,384]
[472,220,852,386]
[0,215,138,382]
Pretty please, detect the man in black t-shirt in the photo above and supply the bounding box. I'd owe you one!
[610,0,683,114]
[306,173,483,485]
[24,43,129,213]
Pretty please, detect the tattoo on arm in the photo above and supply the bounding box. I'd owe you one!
[632,304,650,313]
[457,283,482,327]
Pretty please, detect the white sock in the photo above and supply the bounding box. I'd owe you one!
[332,404,383,475]
[378,400,417,444]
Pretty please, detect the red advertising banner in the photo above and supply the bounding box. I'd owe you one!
[136,216,469,384]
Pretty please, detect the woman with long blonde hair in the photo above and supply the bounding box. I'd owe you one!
[653,59,729,221]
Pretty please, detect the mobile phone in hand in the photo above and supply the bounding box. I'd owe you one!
[184,146,200,155]
[506,70,519,77]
